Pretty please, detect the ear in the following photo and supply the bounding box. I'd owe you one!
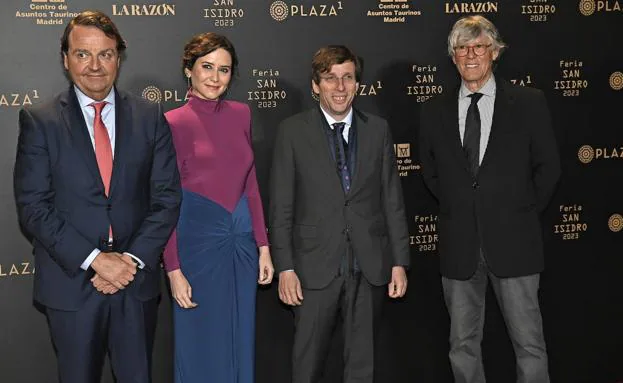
[311,80,320,96]
[63,53,69,71]
[451,54,457,65]
[184,68,191,78]
[492,49,500,61]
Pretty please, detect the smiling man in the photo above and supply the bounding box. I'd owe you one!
[270,45,410,383]
[13,10,180,383]
[419,15,560,383]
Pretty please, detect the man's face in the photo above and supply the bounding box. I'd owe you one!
[312,61,359,120]
[63,25,120,101]
[452,33,499,92]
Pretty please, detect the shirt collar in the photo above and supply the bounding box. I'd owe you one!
[74,85,116,109]
[319,105,353,129]
[459,74,496,100]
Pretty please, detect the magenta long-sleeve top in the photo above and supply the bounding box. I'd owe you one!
[162,95,269,272]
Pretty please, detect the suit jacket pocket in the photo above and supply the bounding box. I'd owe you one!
[293,224,318,253]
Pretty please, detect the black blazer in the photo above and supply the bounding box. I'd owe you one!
[269,107,410,289]
[419,79,560,280]
[14,86,181,310]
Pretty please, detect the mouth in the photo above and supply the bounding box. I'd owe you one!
[465,63,479,69]
[332,95,347,103]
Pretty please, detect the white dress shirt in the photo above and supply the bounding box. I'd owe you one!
[458,75,496,165]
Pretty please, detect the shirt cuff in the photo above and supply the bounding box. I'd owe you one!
[123,252,145,269]
[81,248,101,270]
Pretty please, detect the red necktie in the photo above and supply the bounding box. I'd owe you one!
[91,102,113,239]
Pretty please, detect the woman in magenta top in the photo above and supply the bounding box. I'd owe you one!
[163,32,274,383]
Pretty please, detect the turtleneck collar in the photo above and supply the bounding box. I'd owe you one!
[187,90,222,114]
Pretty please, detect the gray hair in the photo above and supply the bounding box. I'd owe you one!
[447,15,506,57]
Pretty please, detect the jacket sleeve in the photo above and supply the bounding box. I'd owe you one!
[268,121,296,272]
[380,123,411,268]
[14,108,95,277]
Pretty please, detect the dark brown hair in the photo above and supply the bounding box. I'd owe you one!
[60,10,126,55]
[182,33,238,80]
[311,45,362,85]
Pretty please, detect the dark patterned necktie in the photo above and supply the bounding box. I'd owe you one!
[332,122,350,193]
[463,93,483,178]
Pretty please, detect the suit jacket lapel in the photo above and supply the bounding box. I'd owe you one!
[60,87,105,192]
[109,89,131,196]
[440,90,470,174]
[348,109,367,193]
[304,107,344,193]
[480,80,513,172]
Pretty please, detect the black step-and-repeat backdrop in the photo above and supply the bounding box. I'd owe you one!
[1,0,622,382]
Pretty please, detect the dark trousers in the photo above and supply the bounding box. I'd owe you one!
[292,273,384,383]
[45,290,158,383]
[442,255,549,383]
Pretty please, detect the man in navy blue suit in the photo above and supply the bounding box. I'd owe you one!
[13,10,181,383]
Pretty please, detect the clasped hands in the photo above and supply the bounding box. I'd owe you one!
[90,252,138,295]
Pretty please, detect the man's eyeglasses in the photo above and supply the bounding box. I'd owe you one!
[320,74,356,87]
[453,43,492,57]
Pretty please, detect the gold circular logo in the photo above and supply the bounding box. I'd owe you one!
[142,86,162,103]
[270,1,289,21]
[579,0,596,16]
[608,214,623,232]
[609,71,623,91]
[578,145,594,164]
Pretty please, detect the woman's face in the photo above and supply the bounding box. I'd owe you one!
[186,48,232,101]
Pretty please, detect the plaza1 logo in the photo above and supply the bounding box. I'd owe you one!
[15,0,79,26]
[203,0,244,28]
[521,0,556,22]
[579,0,622,15]
[554,204,587,241]
[365,0,422,24]
[357,81,383,96]
[112,3,176,16]
[141,85,188,104]
[610,71,623,90]
[394,143,420,177]
[0,261,35,278]
[445,1,499,13]
[0,90,40,107]
[407,64,443,103]
[608,213,623,232]
[269,0,343,22]
[577,144,623,164]
[555,59,588,97]
[509,74,533,87]
[248,68,287,109]
[410,214,438,252]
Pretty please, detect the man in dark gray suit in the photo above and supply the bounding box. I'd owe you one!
[270,45,410,383]
[419,15,560,383]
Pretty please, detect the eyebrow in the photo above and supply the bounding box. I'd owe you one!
[72,48,117,54]
[200,60,231,68]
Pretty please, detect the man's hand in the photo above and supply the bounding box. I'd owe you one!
[90,252,137,290]
[388,266,408,298]
[91,274,119,295]
[278,270,303,306]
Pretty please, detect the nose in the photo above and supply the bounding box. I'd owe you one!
[88,56,101,71]
[336,78,346,91]
[466,47,477,58]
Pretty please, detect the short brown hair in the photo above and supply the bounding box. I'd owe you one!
[60,10,126,55]
[311,45,362,85]
[182,33,238,80]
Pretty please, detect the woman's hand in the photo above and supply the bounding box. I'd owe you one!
[258,246,274,285]
[167,269,198,309]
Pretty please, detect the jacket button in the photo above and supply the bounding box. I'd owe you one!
[106,204,112,211]
[344,200,349,206]
[472,182,479,189]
